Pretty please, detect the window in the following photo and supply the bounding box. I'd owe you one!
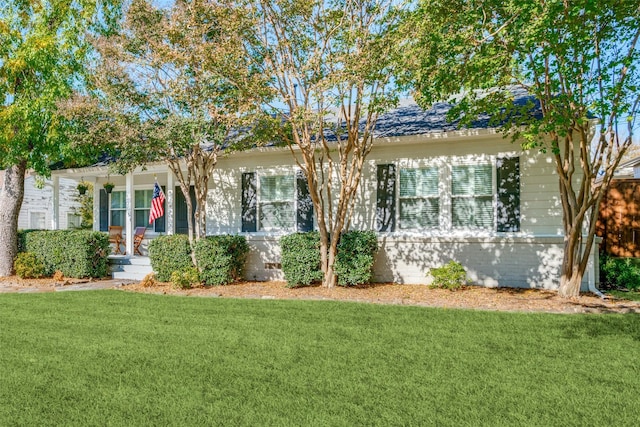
[67,213,82,229]
[399,167,439,229]
[451,165,493,229]
[30,212,46,229]
[259,175,295,231]
[134,189,153,228]
[110,191,126,227]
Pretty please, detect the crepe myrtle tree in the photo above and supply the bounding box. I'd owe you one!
[405,0,640,297]
[247,0,407,288]
[0,0,123,276]
[89,0,271,245]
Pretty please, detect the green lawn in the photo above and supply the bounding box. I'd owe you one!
[1,291,639,426]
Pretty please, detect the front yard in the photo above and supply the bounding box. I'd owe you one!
[1,291,639,425]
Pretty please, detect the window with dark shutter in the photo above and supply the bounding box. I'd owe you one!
[399,167,439,229]
[241,172,257,232]
[99,189,108,231]
[296,170,314,232]
[451,164,494,229]
[175,186,196,235]
[496,157,520,232]
[376,164,397,232]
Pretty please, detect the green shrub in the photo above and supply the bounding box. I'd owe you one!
[148,235,193,282]
[170,267,201,289]
[281,232,323,287]
[18,230,110,278]
[194,235,249,286]
[13,252,46,279]
[428,260,469,290]
[334,231,378,286]
[599,255,640,291]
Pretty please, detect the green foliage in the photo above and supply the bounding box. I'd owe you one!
[148,235,193,282]
[428,260,469,290]
[17,230,110,278]
[0,0,124,172]
[280,232,323,288]
[334,231,378,287]
[170,267,201,290]
[13,252,46,279]
[72,182,94,229]
[599,255,640,291]
[194,235,249,286]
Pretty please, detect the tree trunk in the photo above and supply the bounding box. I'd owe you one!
[323,240,339,288]
[0,161,27,276]
[557,226,585,298]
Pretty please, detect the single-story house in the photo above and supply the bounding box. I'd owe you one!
[0,171,81,230]
[51,97,600,291]
[596,156,640,257]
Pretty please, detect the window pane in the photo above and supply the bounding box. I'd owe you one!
[135,190,152,209]
[135,209,150,228]
[452,166,472,195]
[111,191,126,209]
[474,165,492,194]
[259,202,295,230]
[30,212,46,229]
[400,168,438,197]
[452,196,493,228]
[399,198,439,229]
[260,175,294,202]
[452,165,492,195]
[111,210,125,227]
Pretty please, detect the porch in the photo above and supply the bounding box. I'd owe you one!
[51,164,195,258]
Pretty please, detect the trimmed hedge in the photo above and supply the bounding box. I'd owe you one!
[194,235,249,286]
[148,235,193,282]
[18,230,110,278]
[334,231,378,286]
[281,231,378,287]
[280,232,323,287]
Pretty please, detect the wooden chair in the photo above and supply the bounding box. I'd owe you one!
[133,227,146,256]
[108,226,125,255]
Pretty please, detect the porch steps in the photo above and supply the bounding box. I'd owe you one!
[109,256,153,281]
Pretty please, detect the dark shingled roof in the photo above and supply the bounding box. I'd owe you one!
[369,88,541,138]
[67,88,541,170]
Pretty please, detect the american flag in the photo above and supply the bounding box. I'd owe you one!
[149,182,166,224]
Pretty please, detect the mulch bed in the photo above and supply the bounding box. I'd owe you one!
[2,275,639,314]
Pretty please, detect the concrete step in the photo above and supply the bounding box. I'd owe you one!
[108,256,152,266]
[112,271,150,281]
[108,256,153,281]
[110,264,153,273]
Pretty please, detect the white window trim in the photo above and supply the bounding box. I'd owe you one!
[391,154,520,237]
[256,171,297,233]
[29,210,47,230]
[107,185,166,234]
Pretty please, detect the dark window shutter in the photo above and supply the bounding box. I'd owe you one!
[296,170,314,232]
[376,164,397,232]
[242,172,257,232]
[497,157,520,232]
[99,189,108,231]
[154,186,166,232]
[175,186,196,235]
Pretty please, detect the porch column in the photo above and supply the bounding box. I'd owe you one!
[125,172,134,255]
[91,177,100,231]
[51,175,60,230]
[167,170,175,235]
